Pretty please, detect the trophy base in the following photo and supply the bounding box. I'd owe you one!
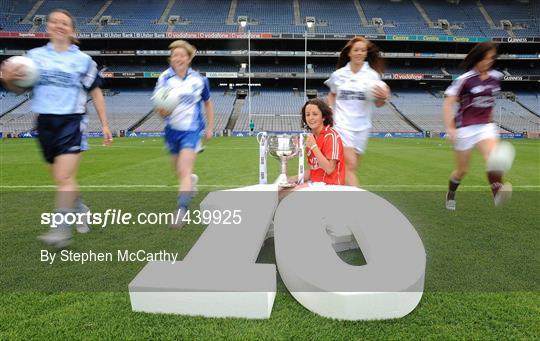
[277,182,296,188]
[276,174,296,188]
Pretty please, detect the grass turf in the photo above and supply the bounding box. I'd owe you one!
[0,137,539,339]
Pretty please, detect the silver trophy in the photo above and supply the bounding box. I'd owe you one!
[268,134,300,188]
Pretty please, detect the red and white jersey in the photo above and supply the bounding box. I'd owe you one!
[325,62,380,131]
[306,126,345,185]
[444,69,502,128]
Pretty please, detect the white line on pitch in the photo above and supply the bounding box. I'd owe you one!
[1,184,539,189]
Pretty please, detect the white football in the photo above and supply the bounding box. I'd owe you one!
[152,87,180,112]
[7,56,39,88]
[364,79,389,102]
[487,141,516,173]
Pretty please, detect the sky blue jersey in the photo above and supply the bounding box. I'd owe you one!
[26,43,100,115]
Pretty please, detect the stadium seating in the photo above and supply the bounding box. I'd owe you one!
[419,0,491,37]
[494,98,540,133]
[1,0,35,32]
[299,0,378,34]
[372,104,417,132]
[241,90,305,115]
[85,90,155,132]
[1,0,537,37]
[104,64,240,73]
[234,112,303,132]
[0,100,36,133]
[100,0,166,33]
[1,93,29,115]
[391,90,447,132]
[235,0,296,33]
[170,0,235,32]
[33,0,104,32]
[361,0,442,36]
[508,68,540,75]
[516,92,539,115]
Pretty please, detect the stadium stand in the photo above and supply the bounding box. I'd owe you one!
[391,90,447,132]
[483,0,539,37]
[1,0,34,32]
[419,0,493,37]
[299,0,377,34]
[234,113,303,132]
[1,93,29,115]
[104,64,240,73]
[241,90,305,115]
[387,66,443,75]
[494,98,540,133]
[250,64,305,73]
[170,0,236,33]
[0,100,37,133]
[235,0,297,33]
[33,0,104,33]
[372,104,417,132]
[233,89,305,131]
[86,90,155,132]
[1,0,538,37]
[508,68,540,75]
[1,1,538,137]
[100,0,167,33]
[516,92,539,115]
[361,0,442,36]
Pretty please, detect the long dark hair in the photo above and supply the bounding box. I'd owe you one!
[47,9,79,45]
[301,98,334,129]
[336,37,384,74]
[460,42,498,71]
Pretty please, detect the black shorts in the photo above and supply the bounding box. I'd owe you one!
[37,114,88,164]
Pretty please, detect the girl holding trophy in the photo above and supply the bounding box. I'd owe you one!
[287,99,345,187]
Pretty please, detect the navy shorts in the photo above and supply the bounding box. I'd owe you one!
[37,114,88,164]
[164,126,202,154]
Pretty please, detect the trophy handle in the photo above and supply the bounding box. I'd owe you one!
[256,132,266,145]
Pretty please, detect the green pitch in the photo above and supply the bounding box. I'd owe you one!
[1,137,539,339]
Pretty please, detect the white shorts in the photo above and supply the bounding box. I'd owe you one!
[334,127,369,154]
[454,123,498,151]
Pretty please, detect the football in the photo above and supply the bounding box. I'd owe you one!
[364,79,389,102]
[152,87,180,113]
[7,56,39,88]
[487,141,516,173]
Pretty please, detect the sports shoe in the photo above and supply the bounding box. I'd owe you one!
[445,192,456,211]
[38,228,71,248]
[170,208,187,229]
[75,202,91,234]
[190,173,199,197]
[494,182,512,207]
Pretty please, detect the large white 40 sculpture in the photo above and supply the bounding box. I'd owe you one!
[129,185,426,320]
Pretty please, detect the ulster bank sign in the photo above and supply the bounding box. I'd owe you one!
[129,186,426,320]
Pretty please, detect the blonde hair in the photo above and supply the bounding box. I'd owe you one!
[168,40,197,59]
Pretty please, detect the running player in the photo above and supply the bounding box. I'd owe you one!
[443,42,512,210]
[325,37,390,186]
[153,40,214,227]
[1,9,112,247]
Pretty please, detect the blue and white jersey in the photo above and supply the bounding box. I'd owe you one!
[154,67,210,132]
[26,43,100,115]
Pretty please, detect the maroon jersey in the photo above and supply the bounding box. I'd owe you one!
[445,70,502,128]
